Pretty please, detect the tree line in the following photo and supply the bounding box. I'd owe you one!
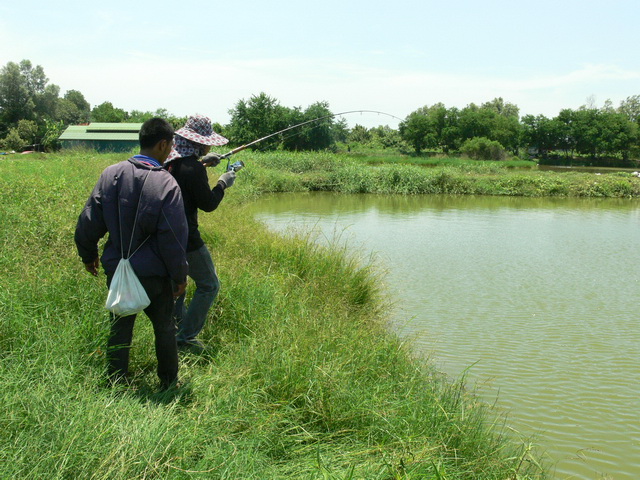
[1,59,639,165]
[400,97,640,163]
[0,60,190,152]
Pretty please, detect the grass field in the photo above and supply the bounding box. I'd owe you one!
[0,150,550,479]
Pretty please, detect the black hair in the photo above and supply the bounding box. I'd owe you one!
[139,117,174,149]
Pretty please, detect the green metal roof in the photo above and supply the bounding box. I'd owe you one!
[59,123,142,141]
[86,123,142,132]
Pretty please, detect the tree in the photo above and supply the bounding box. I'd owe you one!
[1,129,25,151]
[226,93,290,149]
[56,98,84,125]
[19,60,47,98]
[0,119,38,151]
[421,103,453,152]
[521,114,566,158]
[398,107,433,153]
[555,109,578,157]
[490,114,521,154]
[460,137,507,161]
[369,125,405,149]
[458,103,494,141]
[0,61,35,128]
[281,101,335,151]
[126,109,187,130]
[618,95,640,124]
[41,119,65,151]
[349,124,371,144]
[128,109,155,123]
[91,101,128,123]
[399,104,463,154]
[60,90,90,123]
[0,60,83,136]
[554,106,639,160]
[332,118,349,144]
[570,108,601,157]
[65,89,90,112]
[597,111,638,160]
[17,60,60,121]
[481,97,519,118]
[227,95,341,151]
[457,100,522,154]
[16,119,38,144]
[439,107,461,153]
[35,84,60,120]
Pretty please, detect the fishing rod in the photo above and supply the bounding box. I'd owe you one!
[205,110,403,171]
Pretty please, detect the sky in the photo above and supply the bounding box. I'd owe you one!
[1,0,639,128]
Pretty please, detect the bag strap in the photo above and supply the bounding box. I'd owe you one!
[118,169,152,260]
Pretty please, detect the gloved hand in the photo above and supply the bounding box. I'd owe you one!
[217,171,236,189]
[202,152,223,167]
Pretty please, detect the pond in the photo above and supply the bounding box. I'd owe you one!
[248,192,640,480]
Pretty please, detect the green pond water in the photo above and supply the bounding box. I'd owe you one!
[248,192,640,480]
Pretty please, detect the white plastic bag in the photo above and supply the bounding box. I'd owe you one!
[105,258,150,316]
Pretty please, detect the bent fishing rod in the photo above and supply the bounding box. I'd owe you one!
[204,110,403,171]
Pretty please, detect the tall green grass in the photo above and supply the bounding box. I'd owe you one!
[0,152,545,479]
[233,150,640,198]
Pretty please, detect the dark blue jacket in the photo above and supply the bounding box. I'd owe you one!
[75,157,189,284]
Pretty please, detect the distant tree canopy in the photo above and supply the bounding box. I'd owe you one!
[0,60,187,151]
[399,98,521,155]
[399,97,640,162]
[520,106,639,161]
[0,60,92,150]
[225,93,342,151]
[1,59,639,163]
[90,101,127,123]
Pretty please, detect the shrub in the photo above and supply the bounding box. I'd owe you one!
[41,119,65,151]
[1,120,39,151]
[1,129,26,151]
[460,137,507,161]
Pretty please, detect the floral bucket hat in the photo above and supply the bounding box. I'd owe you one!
[175,114,228,146]
[166,114,229,163]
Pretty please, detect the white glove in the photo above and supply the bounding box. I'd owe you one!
[218,171,236,189]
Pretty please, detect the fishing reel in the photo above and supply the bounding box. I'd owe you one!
[226,160,244,172]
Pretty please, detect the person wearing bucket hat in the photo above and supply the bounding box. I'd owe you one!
[164,114,236,352]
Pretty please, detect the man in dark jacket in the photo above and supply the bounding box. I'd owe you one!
[164,115,235,351]
[75,117,188,390]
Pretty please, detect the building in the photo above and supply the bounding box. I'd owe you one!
[58,123,142,152]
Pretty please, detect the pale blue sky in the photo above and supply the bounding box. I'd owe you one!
[1,0,638,127]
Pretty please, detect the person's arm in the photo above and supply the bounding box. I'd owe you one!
[74,178,108,273]
[188,160,226,212]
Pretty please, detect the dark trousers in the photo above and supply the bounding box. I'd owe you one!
[106,275,178,388]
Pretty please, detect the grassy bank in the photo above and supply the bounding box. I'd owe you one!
[0,151,545,479]
[234,150,640,198]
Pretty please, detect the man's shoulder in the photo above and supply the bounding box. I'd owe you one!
[148,165,183,194]
[107,159,179,188]
[98,159,131,180]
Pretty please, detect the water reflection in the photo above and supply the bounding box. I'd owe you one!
[249,192,640,480]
